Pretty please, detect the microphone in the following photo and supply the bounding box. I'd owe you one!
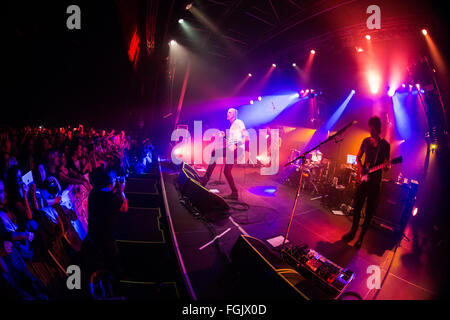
[328,120,358,140]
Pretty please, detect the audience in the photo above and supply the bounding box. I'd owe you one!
[0,124,146,299]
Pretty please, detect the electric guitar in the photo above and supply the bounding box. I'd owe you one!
[357,156,402,183]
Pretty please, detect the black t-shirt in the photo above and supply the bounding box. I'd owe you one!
[360,137,390,183]
[87,189,123,243]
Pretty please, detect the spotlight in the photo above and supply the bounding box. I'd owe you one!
[415,83,421,89]
[248,73,252,77]
[178,18,184,24]
[421,29,428,36]
[402,84,406,88]
[430,143,438,151]
[365,34,371,40]
[300,90,304,93]
[169,40,177,46]
[310,89,314,93]
[292,63,296,67]
[272,63,276,68]
[356,47,364,53]
[250,100,254,105]
[258,96,262,101]
[409,84,413,90]
[186,3,193,10]
[174,148,182,156]
[305,89,310,93]
[351,89,356,94]
[412,207,418,217]
[388,87,396,97]
[310,50,316,55]
[294,93,300,98]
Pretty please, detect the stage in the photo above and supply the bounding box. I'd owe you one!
[161,162,443,300]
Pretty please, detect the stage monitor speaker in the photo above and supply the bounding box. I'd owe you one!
[178,162,201,186]
[178,163,230,214]
[373,180,416,232]
[230,235,313,300]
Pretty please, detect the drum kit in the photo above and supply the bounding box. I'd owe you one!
[286,148,358,210]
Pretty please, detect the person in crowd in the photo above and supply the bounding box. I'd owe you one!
[46,150,59,181]
[84,167,128,278]
[34,163,62,207]
[6,165,38,227]
[0,178,36,261]
[0,230,47,300]
[58,152,90,191]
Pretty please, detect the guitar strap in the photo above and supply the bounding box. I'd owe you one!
[373,138,382,167]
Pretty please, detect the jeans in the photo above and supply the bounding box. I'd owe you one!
[350,179,381,240]
[204,147,241,193]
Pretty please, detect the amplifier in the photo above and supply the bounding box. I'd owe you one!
[372,180,418,233]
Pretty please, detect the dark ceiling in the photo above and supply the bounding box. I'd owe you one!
[169,0,447,64]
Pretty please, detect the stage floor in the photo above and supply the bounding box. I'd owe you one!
[162,163,443,300]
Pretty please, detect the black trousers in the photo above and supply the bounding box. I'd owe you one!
[204,147,240,193]
[350,179,381,239]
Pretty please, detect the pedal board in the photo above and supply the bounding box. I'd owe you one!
[281,244,354,298]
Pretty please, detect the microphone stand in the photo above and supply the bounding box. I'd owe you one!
[281,121,357,249]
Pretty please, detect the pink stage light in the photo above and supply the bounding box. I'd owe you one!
[248,73,252,77]
[272,63,277,68]
[412,207,418,216]
[365,34,371,40]
[422,29,428,36]
[367,71,381,94]
[174,148,182,157]
[310,50,315,55]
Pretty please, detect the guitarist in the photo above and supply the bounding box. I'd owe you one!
[200,108,249,200]
[342,116,390,247]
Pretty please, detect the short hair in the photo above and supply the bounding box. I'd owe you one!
[92,167,117,190]
[368,116,381,131]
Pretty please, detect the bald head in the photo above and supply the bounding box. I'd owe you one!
[227,108,237,123]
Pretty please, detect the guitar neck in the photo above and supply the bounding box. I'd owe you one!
[368,162,386,174]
